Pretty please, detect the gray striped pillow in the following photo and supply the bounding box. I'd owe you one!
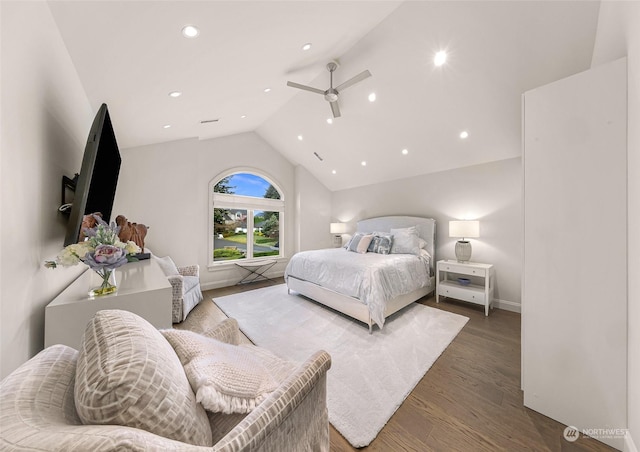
[74,309,212,446]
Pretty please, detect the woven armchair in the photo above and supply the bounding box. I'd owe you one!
[0,315,332,451]
[167,264,203,323]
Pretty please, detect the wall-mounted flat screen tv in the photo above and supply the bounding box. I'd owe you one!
[64,103,121,246]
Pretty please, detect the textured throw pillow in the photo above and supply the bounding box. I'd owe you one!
[390,226,420,255]
[74,310,212,447]
[198,319,249,443]
[161,329,296,414]
[367,232,394,255]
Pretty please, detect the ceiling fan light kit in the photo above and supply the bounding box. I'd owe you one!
[287,61,372,118]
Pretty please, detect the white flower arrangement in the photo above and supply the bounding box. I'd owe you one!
[45,215,141,296]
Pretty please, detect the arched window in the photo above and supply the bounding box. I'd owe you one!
[210,171,284,263]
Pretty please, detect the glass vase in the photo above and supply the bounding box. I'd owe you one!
[88,268,117,297]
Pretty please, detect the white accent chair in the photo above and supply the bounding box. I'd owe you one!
[0,311,332,451]
[154,255,203,323]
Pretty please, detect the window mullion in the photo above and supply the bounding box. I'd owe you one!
[247,210,254,259]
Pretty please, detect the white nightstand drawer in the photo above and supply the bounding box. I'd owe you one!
[440,262,486,277]
[437,281,486,305]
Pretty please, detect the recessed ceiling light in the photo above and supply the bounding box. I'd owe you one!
[332,170,337,174]
[327,118,333,124]
[264,88,271,93]
[181,25,200,38]
[240,115,247,119]
[163,124,171,129]
[297,135,303,141]
[168,91,182,98]
[434,50,447,66]
[402,148,409,155]
[460,131,469,139]
[368,92,377,102]
[361,161,367,166]
[302,43,312,51]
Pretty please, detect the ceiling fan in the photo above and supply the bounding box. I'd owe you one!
[287,62,371,118]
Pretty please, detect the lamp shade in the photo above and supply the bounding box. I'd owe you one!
[449,220,480,239]
[330,222,348,234]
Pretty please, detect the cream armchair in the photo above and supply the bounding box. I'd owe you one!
[168,264,203,323]
[154,255,203,323]
[0,313,332,451]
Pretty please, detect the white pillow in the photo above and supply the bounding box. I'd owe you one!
[74,310,212,446]
[389,226,420,255]
[155,255,179,276]
[161,329,296,414]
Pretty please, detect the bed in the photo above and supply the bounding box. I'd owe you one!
[285,216,436,332]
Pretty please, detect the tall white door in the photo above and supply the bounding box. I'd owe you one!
[522,58,627,450]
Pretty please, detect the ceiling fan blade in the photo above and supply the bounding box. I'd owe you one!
[335,70,372,92]
[286,81,325,95]
[330,101,341,118]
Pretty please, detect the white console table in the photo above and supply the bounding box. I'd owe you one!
[45,258,172,350]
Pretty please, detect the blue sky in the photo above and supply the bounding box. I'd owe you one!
[228,173,270,197]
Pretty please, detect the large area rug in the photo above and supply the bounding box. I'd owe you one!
[214,284,469,448]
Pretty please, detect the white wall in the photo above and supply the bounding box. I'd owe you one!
[0,1,93,378]
[113,132,296,289]
[591,3,640,451]
[331,157,522,310]
[294,166,333,251]
[522,58,627,450]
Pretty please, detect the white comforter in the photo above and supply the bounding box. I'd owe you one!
[284,248,432,327]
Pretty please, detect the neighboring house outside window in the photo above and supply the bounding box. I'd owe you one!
[210,171,284,263]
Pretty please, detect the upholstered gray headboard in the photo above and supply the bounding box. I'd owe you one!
[356,215,436,264]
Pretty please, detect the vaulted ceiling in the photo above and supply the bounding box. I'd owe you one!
[49,1,600,191]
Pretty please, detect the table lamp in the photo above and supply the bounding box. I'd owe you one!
[449,220,480,262]
[330,222,348,248]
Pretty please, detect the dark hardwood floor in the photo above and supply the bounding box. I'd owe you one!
[204,280,616,452]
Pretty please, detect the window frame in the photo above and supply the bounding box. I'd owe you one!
[208,169,285,267]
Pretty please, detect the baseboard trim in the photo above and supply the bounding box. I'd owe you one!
[626,430,638,452]
[494,298,521,313]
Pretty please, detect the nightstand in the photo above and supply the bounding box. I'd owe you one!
[436,260,494,316]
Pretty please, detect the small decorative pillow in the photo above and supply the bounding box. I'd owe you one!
[355,234,373,253]
[367,232,394,255]
[161,329,296,414]
[74,310,212,447]
[344,232,364,251]
[390,226,420,255]
[155,255,179,276]
[347,233,374,253]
